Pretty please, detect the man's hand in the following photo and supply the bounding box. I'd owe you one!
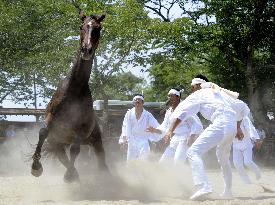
[187,134,198,147]
[163,130,173,144]
[146,126,162,134]
[236,127,244,140]
[146,126,155,133]
[255,140,263,150]
[162,118,181,144]
[120,136,128,150]
[120,141,128,151]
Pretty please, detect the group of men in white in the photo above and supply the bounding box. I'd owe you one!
[118,74,263,200]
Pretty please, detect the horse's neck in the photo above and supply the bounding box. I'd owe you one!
[67,54,94,95]
[74,55,93,82]
[67,27,100,95]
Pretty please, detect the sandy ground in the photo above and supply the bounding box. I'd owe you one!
[0,128,274,205]
[0,159,275,205]
[0,165,275,205]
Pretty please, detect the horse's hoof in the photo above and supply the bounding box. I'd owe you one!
[64,167,79,183]
[31,161,43,177]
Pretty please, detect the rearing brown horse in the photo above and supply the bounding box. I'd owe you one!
[31,12,108,182]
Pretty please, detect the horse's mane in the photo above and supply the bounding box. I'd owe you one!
[45,77,69,115]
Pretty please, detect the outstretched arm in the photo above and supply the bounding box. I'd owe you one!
[162,91,201,143]
[163,118,182,143]
[146,126,162,134]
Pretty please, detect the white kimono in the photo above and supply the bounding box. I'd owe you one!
[171,87,248,195]
[158,107,203,164]
[119,108,160,161]
[233,116,261,183]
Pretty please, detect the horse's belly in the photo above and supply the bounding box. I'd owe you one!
[47,126,75,145]
[47,118,95,144]
[46,102,96,144]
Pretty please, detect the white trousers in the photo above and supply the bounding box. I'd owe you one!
[233,145,261,184]
[127,139,150,161]
[159,139,188,164]
[187,111,236,193]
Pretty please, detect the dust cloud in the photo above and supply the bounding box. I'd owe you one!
[0,126,275,205]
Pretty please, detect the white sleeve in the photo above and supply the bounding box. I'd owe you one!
[171,92,201,122]
[246,117,260,141]
[148,113,162,142]
[233,99,250,121]
[119,111,129,144]
[148,113,160,128]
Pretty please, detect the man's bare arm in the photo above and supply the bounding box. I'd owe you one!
[236,120,244,140]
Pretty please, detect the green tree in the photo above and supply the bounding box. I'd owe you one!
[192,0,275,135]
[137,1,212,100]
[0,0,79,105]
[90,70,143,100]
[143,0,275,135]
[0,0,151,106]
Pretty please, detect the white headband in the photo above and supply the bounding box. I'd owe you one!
[168,89,180,96]
[191,78,207,86]
[133,95,144,102]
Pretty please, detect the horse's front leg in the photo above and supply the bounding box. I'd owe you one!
[90,123,109,172]
[31,127,48,177]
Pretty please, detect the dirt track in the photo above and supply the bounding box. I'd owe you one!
[0,162,274,205]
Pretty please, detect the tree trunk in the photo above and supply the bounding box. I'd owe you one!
[246,46,275,137]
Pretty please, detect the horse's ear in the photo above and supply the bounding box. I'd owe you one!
[98,14,106,22]
[90,14,98,20]
[90,14,105,22]
[79,11,86,21]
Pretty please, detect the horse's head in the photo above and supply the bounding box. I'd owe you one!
[79,11,105,60]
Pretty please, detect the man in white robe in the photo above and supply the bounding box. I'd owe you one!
[164,75,248,200]
[147,88,203,164]
[119,94,160,161]
[233,114,262,184]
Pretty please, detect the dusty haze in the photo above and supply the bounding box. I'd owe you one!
[0,126,274,205]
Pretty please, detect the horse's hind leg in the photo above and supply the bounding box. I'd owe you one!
[55,143,80,183]
[67,139,81,182]
[90,122,109,171]
[31,127,48,177]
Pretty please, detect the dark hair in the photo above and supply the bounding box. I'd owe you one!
[195,74,209,82]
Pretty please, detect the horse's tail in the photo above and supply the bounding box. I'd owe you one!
[40,140,57,159]
[42,140,72,160]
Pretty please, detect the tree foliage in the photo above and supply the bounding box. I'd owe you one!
[0,0,150,105]
[0,0,79,105]
[143,0,275,134]
[1,0,274,134]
